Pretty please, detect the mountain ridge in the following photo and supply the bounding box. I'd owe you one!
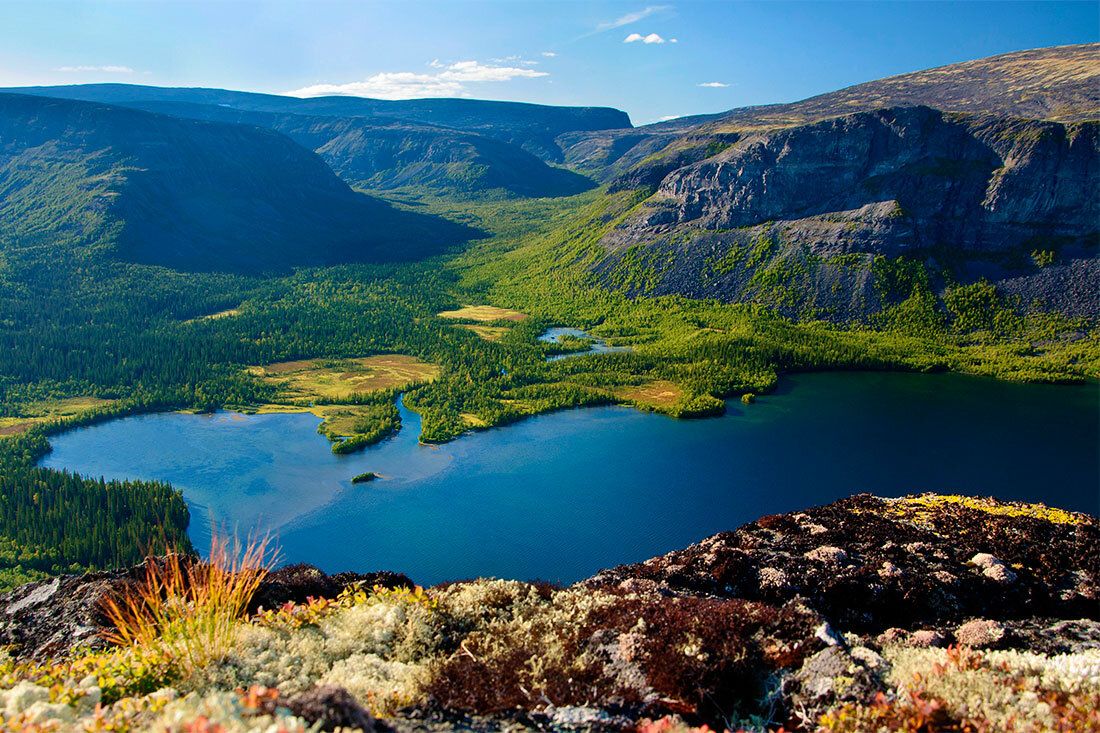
[0,93,475,273]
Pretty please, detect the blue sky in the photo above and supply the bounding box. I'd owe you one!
[0,1,1095,125]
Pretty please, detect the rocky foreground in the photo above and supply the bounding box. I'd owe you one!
[0,493,1096,731]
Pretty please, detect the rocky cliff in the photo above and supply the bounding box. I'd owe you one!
[593,106,1099,320]
[0,493,1094,731]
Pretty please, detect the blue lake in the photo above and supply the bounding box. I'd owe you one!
[41,371,1099,585]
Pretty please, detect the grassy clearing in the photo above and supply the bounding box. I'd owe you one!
[457,324,511,341]
[249,355,439,402]
[437,304,528,322]
[612,380,684,409]
[0,397,117,438]
[184,307,241,323]
[247,355,437,453]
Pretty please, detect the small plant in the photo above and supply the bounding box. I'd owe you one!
[351,472,377,484]
[99,534,275,677]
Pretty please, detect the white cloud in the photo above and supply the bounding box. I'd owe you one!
[55,65,134,73]
[285,60,548,100]
[427,58,445,69]
[624,32,671,44]
[657,115,680,121]
[698,81,729,87]
[438,60,547,82]
[541,51,557,57]
[598,5,669,31]
[287,72,463,99]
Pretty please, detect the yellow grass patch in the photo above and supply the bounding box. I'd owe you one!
[459,324,510,342]
[613,380,684,409]
[437,305,528,322]
[0,397,117,437]
[460,413,489,428]
[249,355,439,402]
[185,308,241,323]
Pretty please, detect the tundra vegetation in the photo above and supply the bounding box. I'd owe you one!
[0,495,1094,731]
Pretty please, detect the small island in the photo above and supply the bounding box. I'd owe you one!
[350,472,377,484]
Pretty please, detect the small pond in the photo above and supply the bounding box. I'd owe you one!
[538,327,632,361]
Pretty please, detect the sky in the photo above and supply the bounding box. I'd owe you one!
[0,1,1095,125]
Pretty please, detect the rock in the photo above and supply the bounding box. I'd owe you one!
[287,685,375,732]
[955,619,1008,648]
[879,561,904,579]
[789,646,889,724]
[804,546,849,564]
[968,553,1018,584]
[585,493,1098,635]
[908,629,949,648]
[877,627,908,646]
[247,564,413,614]
[815,622,845,648]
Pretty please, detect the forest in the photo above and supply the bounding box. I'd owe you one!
[0,185,1096,589]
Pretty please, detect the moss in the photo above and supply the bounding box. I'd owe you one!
[888,494,1087,527]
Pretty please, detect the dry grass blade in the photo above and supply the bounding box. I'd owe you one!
[100,533,275,676]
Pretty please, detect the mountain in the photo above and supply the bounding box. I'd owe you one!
[568,45,1100,320]
[0,93,474,273]
[0,83,631,163]
[593,106,1099,319]
[566,43,1100,187]
[107,100,594,197]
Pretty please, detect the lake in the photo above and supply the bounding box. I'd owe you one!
[41,371,1099,585]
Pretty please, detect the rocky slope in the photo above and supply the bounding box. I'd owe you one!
[0,93,473,273]
[0,493,1094,731]
[592,106,1099,320]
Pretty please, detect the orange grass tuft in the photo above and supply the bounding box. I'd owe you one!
[100,534,275,675]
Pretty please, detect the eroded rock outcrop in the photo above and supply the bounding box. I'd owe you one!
[594,107,1099,320]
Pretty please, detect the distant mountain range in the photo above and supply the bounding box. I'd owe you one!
[1,85,624,196]
[0,93,473,273]
[0,43,1096,313]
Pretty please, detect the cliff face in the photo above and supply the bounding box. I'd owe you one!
[0,94,474,273]
[594,107,1099,320]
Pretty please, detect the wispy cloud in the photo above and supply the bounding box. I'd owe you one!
[55,65,134,73]
[624,32,676,44]
[286,61,548,100]
[698,81,730,87]
[597,5,669,31]
[541,51,557,57]
[657,114,680,121]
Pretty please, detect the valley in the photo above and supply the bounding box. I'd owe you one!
[0,7,1096,728]
[0,42,1096,595]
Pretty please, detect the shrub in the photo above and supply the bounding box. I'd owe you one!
[100,535,275,678]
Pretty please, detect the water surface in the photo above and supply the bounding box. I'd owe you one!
[42,371,1099,584]
[538,327,632,361]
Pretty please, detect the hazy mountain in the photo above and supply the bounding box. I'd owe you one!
[0,84,631,163]
[0,93,474,273]
[106,100,594,197]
